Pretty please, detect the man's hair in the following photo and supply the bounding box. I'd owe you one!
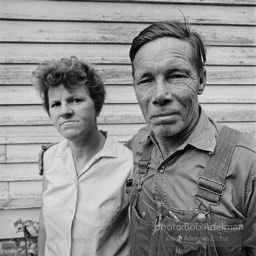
[129,20,206,76]
[32,56,105,116]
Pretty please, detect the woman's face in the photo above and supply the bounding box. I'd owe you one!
[48,84,97,142]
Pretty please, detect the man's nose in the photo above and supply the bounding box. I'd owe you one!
[152,79,173,105]
[59,103,73,117]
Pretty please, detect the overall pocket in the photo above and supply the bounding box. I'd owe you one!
[158,220,208,256]
[130,205,156,256]
[209,213,245,256]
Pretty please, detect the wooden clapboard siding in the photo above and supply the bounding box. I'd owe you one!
[1,0,256,7]
[0,124,145,144]
[1,122,256,146]
[0,85,256,106]
[1,1,255,25]
[0,0,255,239]
[4,145,42,163]
[0,44,256,66]
[1,65,256,85]
[0,104,255,126]
[0,163,39,181]
[9,181,42,199]
[0,198,41,211]
[1,21,256,46]
[0,145,5,162]
[0,182,8,200]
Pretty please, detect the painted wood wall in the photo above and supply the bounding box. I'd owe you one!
[0,0,255,239]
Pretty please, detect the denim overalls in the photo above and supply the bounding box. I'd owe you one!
[127,126,246,256]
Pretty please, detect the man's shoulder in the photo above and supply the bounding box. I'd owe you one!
[215,125,256,154]
[108,136,133,158]
[237,132,256,153]
[126,125,150,150]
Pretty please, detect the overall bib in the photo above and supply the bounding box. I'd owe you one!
[127,126,245,256]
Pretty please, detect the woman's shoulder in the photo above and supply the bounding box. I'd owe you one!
[42,140,68,168]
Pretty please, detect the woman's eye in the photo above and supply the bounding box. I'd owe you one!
[51,102,60,108]
[72,98,81,103]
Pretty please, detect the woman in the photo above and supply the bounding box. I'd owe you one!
[32,56,133,256]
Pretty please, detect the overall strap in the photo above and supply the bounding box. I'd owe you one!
[195,125,243,206]
[136,139,154,190]
[138,139,154,175]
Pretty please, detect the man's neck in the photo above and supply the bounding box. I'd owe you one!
[155,132,190,159]
[155,116,200,159]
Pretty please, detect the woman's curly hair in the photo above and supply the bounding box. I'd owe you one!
[32,56,106,116]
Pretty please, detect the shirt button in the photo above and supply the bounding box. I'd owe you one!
[197,212,207,223]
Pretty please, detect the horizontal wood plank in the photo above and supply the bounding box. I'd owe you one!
[1,1,255,25]
[0,145,5,162]
[0,124,144,144]
[0,65,255,86]
[0,163,40,181]
[0,21,255,46]
[62,0,256,4]
[0,182,8,200]
[226,122,256,135]
[0,122,255,145]
[0,84,255,105]
[5,144,42,164]
[0,104,255,127]
[0,207,40,239]
[1,44,255,66]
[9,181,42,199]
[0,198,41,210]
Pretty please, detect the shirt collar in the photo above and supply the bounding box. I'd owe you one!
[56,131,117,159]
[138,106,217,154]
[95,132,117,159]
[184,107,217,153]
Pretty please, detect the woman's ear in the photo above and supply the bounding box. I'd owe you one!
[198,69,206,95]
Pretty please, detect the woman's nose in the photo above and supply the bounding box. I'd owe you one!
[59,103,73,117]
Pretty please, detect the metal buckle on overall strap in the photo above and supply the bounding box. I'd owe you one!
[138,159,150,174]
[197,176,225,196]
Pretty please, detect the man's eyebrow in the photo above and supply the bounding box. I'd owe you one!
[166,68,191,75]
[135,71,152,80]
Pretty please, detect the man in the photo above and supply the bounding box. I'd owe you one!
[126,20,256,255]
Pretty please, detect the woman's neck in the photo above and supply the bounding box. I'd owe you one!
[68,130,106,175]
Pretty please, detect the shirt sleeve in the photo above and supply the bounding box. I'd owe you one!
[243,164,256,250]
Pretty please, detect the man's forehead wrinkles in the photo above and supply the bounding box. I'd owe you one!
[134,56,191,75]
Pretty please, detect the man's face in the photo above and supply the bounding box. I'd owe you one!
[133,37,205,139]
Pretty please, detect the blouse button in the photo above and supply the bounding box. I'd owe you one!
[197,212,207,223]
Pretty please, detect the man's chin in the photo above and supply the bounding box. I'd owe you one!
[150,123,181,139]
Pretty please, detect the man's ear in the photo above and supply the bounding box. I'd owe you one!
[198,69,206,95]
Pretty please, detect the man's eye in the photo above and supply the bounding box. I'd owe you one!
[138,78,153,84]
[171,73,186,79]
